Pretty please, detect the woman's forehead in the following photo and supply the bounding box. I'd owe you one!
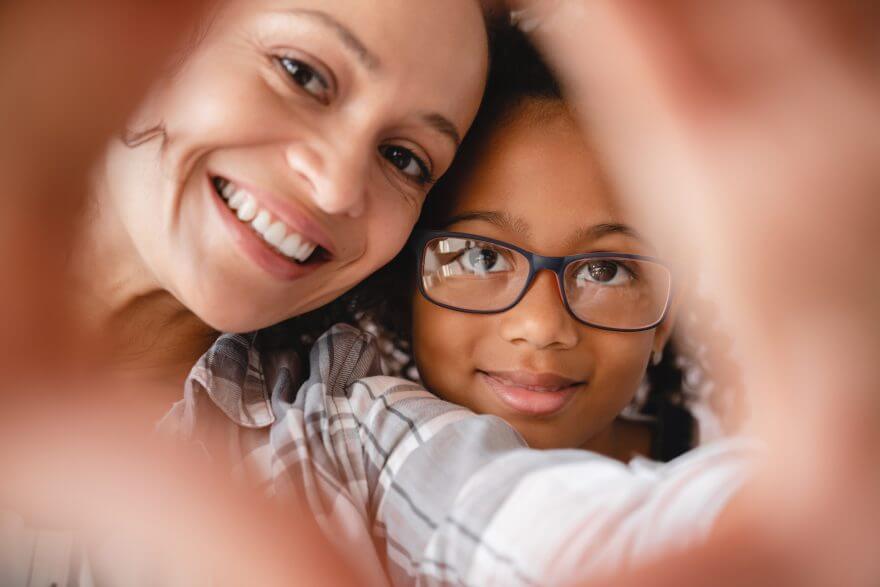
[222,0,489,126]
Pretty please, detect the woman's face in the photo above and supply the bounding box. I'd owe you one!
[103,0,488,332]
[411,101,676,449]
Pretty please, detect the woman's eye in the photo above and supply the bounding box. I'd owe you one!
[458,246,512,274]
[278,57,330,103]
[379,145,432,185]
[577,260,631,285]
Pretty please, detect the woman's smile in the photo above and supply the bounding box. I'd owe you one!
[208,173,334,281]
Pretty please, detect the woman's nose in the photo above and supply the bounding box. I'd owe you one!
[498,271,580,350]
[285,135,369,218]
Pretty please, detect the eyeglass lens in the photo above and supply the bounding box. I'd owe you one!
[420,236,671,330]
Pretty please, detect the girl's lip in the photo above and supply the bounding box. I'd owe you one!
[209,172,337,257]
[478,371,584,417]
[207,175,327,281]
[481,370,582,390]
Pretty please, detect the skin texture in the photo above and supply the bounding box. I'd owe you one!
[85,0,489,342]
[411,99,675,451]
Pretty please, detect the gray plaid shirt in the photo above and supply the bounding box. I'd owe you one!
[2,324,752,586]
[162,324,753,586]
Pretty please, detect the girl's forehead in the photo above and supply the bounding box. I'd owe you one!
[451,110,625,235]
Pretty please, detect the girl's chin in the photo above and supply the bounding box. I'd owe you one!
[507,419,589,451]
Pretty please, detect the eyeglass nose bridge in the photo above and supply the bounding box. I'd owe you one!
[524,253,567,299]
[530,253,565,274]
[530,253,565,276]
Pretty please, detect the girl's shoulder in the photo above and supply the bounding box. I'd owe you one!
[261,322,386,401]
[302,322,384,380]
[162,323,385,437]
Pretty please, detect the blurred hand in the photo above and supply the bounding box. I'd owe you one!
[507,0,880,584]
[0,1,358,584]
[0,0,210,378]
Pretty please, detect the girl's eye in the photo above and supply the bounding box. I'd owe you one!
[278,57,330,103]
[576,260,632,285]
[379,145,433,185]
[458,245,513,275]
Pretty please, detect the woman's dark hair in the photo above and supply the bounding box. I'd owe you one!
[263,25,695,460]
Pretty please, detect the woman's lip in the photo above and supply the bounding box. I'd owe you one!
[207,175,326,281]
[478,371,584,417]
[210,172,337,257]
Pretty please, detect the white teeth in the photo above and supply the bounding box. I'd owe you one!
[264,222,287,247]
[279,233,302,258]
[297,241,317,261]
[252,210,271,233]
[228,191,246,210]
[214,177,320,263]
[236,196,258,222]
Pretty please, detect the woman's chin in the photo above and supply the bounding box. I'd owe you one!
[169,262,344,334]
[181,292,293,335]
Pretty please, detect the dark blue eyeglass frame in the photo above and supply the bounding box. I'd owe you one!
[410,229,674,333]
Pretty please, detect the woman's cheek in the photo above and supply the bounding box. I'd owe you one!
[366,193,421,263]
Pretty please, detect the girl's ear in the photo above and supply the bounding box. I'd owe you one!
[652,291,682,358]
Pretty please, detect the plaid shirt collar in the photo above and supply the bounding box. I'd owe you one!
[168,331,275,437]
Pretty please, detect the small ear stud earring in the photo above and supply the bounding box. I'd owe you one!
[652,349,664,367]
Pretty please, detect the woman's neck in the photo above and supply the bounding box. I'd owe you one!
[72,178,217,406]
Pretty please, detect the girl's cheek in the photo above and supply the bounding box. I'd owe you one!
[412,302,468,396]
[596,334,655,392]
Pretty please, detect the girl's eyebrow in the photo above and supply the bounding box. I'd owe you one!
[443,211,532,237]
[563,223,644,249]
[447,212,647,248]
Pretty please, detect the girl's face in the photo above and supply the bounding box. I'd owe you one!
[102,0,488,332]
[411,101,676,449]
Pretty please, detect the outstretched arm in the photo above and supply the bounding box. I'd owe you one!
[500,1,880,584]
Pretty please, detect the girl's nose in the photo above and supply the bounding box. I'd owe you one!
[498,270,580,350]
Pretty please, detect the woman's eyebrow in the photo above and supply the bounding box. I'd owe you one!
[421,113,462,148]
[288,9,380,71]
[285,11,459,147]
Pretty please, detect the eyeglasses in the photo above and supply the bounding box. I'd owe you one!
[411,230,673,332]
